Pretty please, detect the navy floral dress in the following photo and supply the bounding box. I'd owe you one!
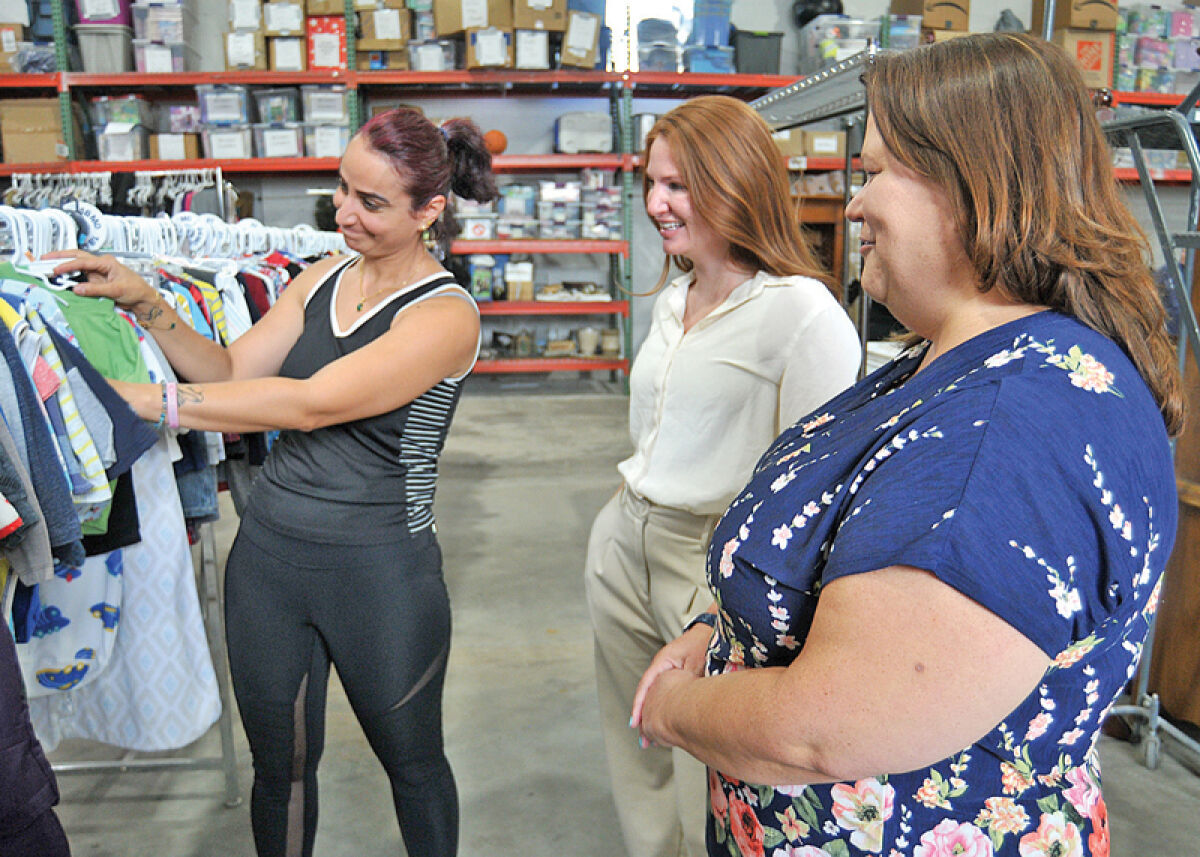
[703,311,1176,857]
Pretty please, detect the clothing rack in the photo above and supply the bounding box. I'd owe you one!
[14,199,340,805]
[751,49,1200,774]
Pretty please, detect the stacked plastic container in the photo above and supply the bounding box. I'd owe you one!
[131,0,199,73]
[196,84,253,159]
[74,0,134,72]
[580,170,621,240]
[253,87,303,159]
[684,0,734,73]
[92,93,150,160]
[301,85,350,158]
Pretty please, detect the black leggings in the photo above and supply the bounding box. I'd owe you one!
[225,513,457,857]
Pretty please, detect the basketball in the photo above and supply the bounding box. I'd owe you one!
[483,129,508,154]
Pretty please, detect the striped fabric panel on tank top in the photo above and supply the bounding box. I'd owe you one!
[400,377,463,534]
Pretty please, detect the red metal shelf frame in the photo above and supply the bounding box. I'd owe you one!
[474,357,628,374]
[477,300,628,316]
[451,239,628,256]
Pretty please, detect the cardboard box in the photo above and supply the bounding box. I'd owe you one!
[306,0,343,14]
[1,22,24,71]
[356,47,409,68]
[466,27,512,68]
[514,28,549,68]
[0,99,72,164]
[150,132,200,160]
[270,36,307,70]
[226,31,269,69]
[559,9,598,67]
[921,27,971,43]
[514,0,566,32]
[308,15,348,68]
[771,127,806,158]
[359,7,410,43]
[804,129,846,158]
[228,0,262,31]
[1053,28,1114,88]
[1032,0,1117,32]
[890,0,969,31]
[264,1,306,36]
[432,0,511,35]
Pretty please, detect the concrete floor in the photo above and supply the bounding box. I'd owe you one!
[46,391,1200,856]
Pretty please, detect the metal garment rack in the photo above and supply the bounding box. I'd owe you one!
[750,48,879,375]
[1101,83,1200,770]
[752,45,1200,772]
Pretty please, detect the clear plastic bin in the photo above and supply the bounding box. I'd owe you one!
[196,84,251,125]
[300,84,349,123]
[75,23,133,72]
[75,0,132,27]
[495,217,538,239]
[536,200,581,223]
[538,221,582,239]
[303,123,350,158]
[638,41,680,72]
[161,103,202,132]
[253,122,303,158]
[683,44,733,73]
[131,1,193,42]
[252,87,301,125]
[134,38,194,72]
[95,124,148,160]
[92,94,152,127]
[407,38,457,71]
[201,125,253,158]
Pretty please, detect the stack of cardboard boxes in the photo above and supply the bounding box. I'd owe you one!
[892,0,969,43]
[219,0,604,72]
[1033,0,1118,89]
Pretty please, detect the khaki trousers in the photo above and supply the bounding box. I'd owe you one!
[584,485,718,857]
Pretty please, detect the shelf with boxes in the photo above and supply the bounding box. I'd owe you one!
[1110,88,1196,183]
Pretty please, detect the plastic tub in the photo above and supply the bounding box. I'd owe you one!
[252,88,301,125]
[133,38,194,73]
[131,1,194,43]
[75,23,133,72]
[95,124,148,160]
[196,84,251,125]
[732,30,781,75]
[75,0,132,27]
[201,125,253,159]
[301,84,349,124]
[303,123,350,158]
[92,94,152,126]
[253,122,303,158]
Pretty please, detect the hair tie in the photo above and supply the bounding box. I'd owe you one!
[439,125,450,142]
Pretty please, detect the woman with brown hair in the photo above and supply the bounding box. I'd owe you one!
[585,94,860,857]
[632,33,1181,857]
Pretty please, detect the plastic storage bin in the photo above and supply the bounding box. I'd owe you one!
[638,41,680,72]
[407,38,457,71]
[196,84,251,125]
[732,30,781,75]
[76,23,133,72]
[303,123,350,158]
[253,123,304,158]
[92,94,152,126]
[683,44,733,73]
[131,1,191,42]
[301,85,349,124]
[161,103,201,132]
[252,88,301,125]
[202,125,253,159]
[95,124,148,160]
[133,38,194,72]
[691,0,732,46]
[75,0,132,26]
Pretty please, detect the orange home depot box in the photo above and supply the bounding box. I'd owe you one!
[307,15,348,69]
[1053,28,1114,88]
[1032,0,1118,32]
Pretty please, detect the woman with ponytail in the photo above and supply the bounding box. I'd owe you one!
[631,34,1181,857]
[48,108,497,857]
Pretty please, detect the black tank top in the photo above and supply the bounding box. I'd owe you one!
[248,256,474,543]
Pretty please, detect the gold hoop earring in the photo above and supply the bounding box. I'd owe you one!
[422,224,437,252]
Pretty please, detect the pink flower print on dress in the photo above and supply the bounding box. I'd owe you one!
[1018,812,1083,857]
[729,794,766,857]
[830,778,895,853]
[1024,711,1053,742]
[1068,353,1115,393]
[1062,765,1101,816]
[771,847,833,857]
[912,819,993,857]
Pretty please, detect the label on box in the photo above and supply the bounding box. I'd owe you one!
[144,44,174,73]
[307,92,345,121]
[275,38,303,69]
[263,128,300,157]
[207,92,246,123]
[230,0,260,29]
[566,12,595,56]
[81,0,119,20]
[474,28,505,65]
[312,126,344,157]
[265,2,303,33]
[312,32,341,66]
[528,0,551,8]
[228,32,258,67]
[515,29,547,68]
[210,132,248,158]
[158,134,185,159]
[461,0,487,29]
[1,30,15,52]
[373,9,402,39]
[809,135,838,155]
[416,42,446,69]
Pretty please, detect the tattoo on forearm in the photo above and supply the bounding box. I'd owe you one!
[136,297,177,331]
[178,386,204,408]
